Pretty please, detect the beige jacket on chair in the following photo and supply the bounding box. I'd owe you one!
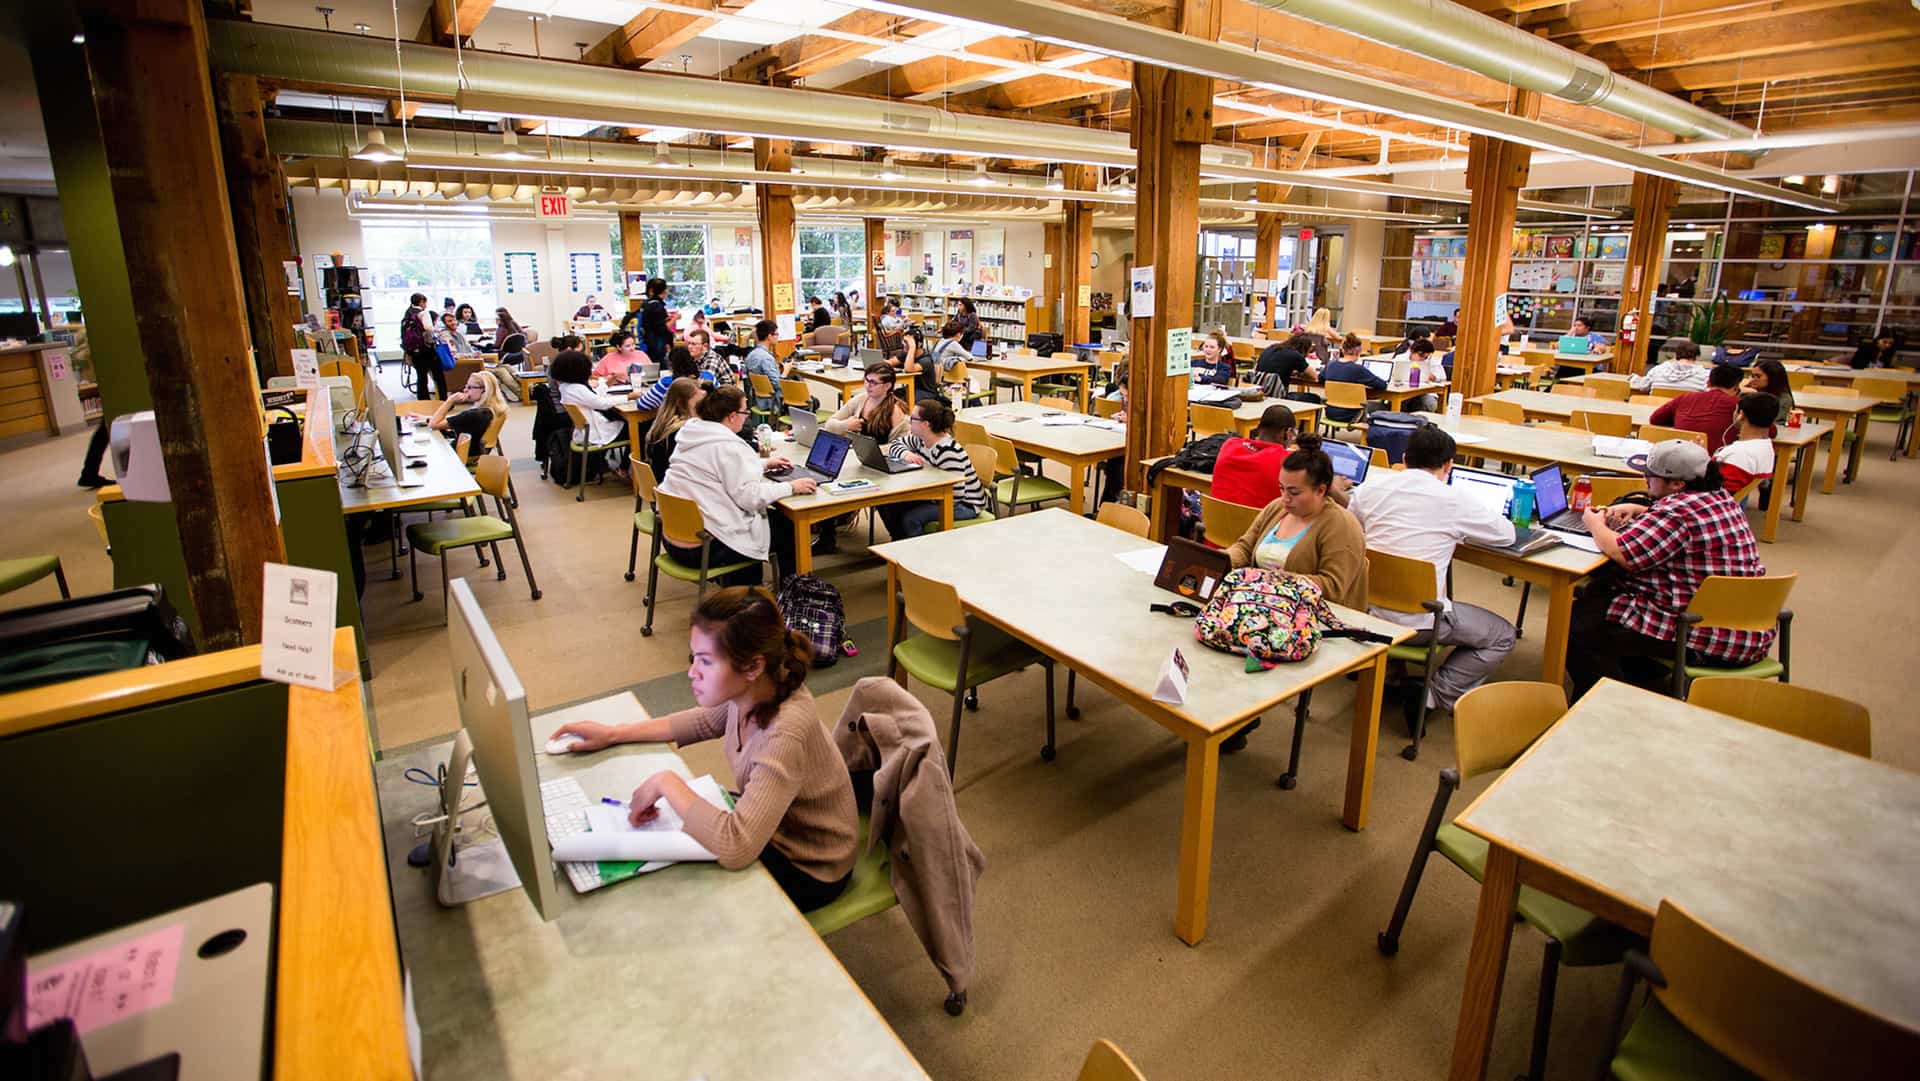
[833,677,985,997]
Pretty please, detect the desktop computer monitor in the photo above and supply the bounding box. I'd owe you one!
[366,390,404,482]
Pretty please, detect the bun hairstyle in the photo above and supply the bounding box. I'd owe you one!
[695,384,746,422]
[1282,433,1336,490]
[692,587,813,727]
[1340,333,1364,355]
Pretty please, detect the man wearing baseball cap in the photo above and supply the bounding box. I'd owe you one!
[1565,439,1772,696]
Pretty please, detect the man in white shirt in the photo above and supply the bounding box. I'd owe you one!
[1631,338,1710,393]
[1348,427,1518,725]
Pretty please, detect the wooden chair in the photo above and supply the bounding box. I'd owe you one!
[1096,501,1150,537]
[1324,382,1370,434]
[1482,398,1528,426]
[1551,383,1593,398]
[1378,681,1636,1081]
[1784,369,1816,391]
[404,456,541,620]
[1034,351,1083,400]
[988,434,1070,514]
[623,462,660,583]
[1571,410,1633,437]
[1685,677,1870,757]
[1650,385,1688,398]
[1037,395,1079,413]
[747,373,777,426]
[1586,474,1646,506]
[561,403,631,502]
[85,502,109,553]
[954,418,991,448]
[1854,375,1916,460]
[1668,574,1796,698]
[0,554,69,602]
[944,360,992,407]
[1637,423,1705,447]
[889,563,1058,774]
[641,490,766,637]
[1075,1040,1148,1081]
[951,443,1000,530]
[1094,396,1123,419]
[1199,494,1261,550]
[1366,548,1446,763]
[1627,394,1665,408]
[1190,402,1237,441]
[1597,899,1920,1081]
[1586,374,1633,402]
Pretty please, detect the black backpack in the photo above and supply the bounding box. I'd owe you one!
[1144,433,1233,490]
[776,574,846,668]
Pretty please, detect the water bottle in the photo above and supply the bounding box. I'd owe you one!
[755,425,774,455]
[1510,478,1536,530]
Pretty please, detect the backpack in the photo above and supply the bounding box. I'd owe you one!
[1144,433,1233,491]
[776,574,846,668]
[400,309,430,354]
[1193,567,1390,671]
[1365,411,1429,465]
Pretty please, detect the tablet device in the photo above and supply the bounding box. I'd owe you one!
[1154,537,1233,603]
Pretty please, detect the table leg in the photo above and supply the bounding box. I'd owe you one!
[1067,462,1088,516]
[1906,392,1918,458]
[1022,375,1036,404]
[1792,442,1817,522]
[1846,414,1870,483]
[939,489,954,532]
[1820,419,1846,494]
[1175,732,1224,945]
[1343,653,1387,831]
[1446,843,1522,1081]
[1761,442,1790,543]
[788,511,814,577]
[1076,372,1089,414]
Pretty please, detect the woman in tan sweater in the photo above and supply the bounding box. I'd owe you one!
[1224,435,1369,609]
[551,587,857,911]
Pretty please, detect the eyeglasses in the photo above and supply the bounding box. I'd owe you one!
[732,409,750,418]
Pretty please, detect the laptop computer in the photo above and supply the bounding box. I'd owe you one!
[1449,466,1561,554]
[1324,439,1372,486]
[858,346,883,369]
[780,429,850,485]
[1362,357,1395,382]
[1529,463,1591,534]
[1558,334,1592,355]
[970,339,990,358]
[831,343,852,366]
[847,431,922,474]
[1154,537,1233,603]
[787,405,821,447]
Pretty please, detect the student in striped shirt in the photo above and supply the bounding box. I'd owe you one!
[880,398,988,539]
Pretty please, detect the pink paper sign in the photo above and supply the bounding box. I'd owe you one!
[27,923,184,1036]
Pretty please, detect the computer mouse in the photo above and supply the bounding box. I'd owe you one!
[545,734,585,755]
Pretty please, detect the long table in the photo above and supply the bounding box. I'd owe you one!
[337,426,482,516]
[376,692,930,1080]
[872,510,1412,946]
[1786,362,1920,457]
[969,353,1093,411]
[957,400,1125,514]
[774,434,959,577]
[1446,679,1920,1080]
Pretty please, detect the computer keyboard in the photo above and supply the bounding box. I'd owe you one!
[540,777,605,893]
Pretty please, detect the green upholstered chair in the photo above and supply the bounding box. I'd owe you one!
[1663,574,1795,698]
[640,490,762,638]
[623,462,660,582]
[889,563,1056,775]
[1377,681,1638,1081]
[1367,548,1447,763]
[806,816,968,1017]
[561,402,630,503]
[0,556,69,601]
[405,456,541,619]
[1854,375,1916,463]
[909,443,999,537]
[986,434,1070,516]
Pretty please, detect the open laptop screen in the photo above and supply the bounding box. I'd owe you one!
[970,339,990,357]
[1324,440,1372,485]
[1362,358,1394,382]
[1450,466,1518,521]
[831,343,851,365]
[805,430,850,477]
[1531,463,1568,519]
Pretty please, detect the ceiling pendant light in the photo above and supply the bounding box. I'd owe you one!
[877,155,905,181]
[651,141,680,168]
[1045,167,1065,191]
[493,127,539,161]
[351,128,403,163]
[966,163,996,187]
[1108,170,1135,196]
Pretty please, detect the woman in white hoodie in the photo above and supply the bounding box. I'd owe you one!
[659,386,817,585]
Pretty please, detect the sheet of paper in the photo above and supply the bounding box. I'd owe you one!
[291,348,319,389]
[1449,432,1488,446]
[1166,327,1192,377]
[1083,418,1122,430]
[28,922,183,1037]
[551,776,731,864]
[1113,544,1168,576]
[260,562,341,690]
[1553,530,1602,553]
[1130,265,1155,318]
[1040,413,1083,426]
[775,313,797,340]
[1592,436,1652,459]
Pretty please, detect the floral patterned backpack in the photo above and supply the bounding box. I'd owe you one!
[1194,567,1390,671]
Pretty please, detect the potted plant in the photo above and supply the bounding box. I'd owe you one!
[1687,292,1735,346]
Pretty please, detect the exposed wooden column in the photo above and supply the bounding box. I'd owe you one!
[1039,222,1062,334]
[80,0,286,647]
[1061,164,1097,347]
[1126,0,1220,494]
[863,216,884,327]
[1378,226,1414,337]
[754,138,797,323]
[1454,89,1540,401]
[618,210,645,315]
[215,75,303,381]
[1616,173,1679,374]
[1253,187,1285,333]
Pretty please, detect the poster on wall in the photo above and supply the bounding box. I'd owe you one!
[1757,235,1786,259]
[947,230,974,288]
[569,253,603,294]
[504,252,540,294]
[734,228,753,250]
[1598,235,1629,260]
[1509,262,1554,291]
[1545,236,1574,259]
[1166,326,1191,377]
[1130,265,1156,319]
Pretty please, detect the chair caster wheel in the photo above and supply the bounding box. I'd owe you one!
[1275,773,1297,790]
[1377,932,1399,956]
[965,688,979,711]
[624,572,635,582]
[1065,706,1080,720]
[530,590,542,600]
[944,991,967,1016]
[411,591,424,602]
[1040,745,1055,762]
[640,626,653,637]
[1400,744,1420,761]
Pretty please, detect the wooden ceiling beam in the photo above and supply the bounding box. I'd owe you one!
[831,37,1053,98]
[1457,0,1580,14]
[415,0,495,46]
[1541,0,1873,45]
[1654,39,1920,89]
[583,0,724,68]
[1706,69,1920,104]
[721,11,938,84]
[941,58,1135,110]
[1609,11,1920,70]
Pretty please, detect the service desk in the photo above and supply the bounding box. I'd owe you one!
[0,340,88,438]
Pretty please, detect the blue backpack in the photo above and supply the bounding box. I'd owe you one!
[1365,411,1429,465]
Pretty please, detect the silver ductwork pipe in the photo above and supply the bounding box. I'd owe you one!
[1247,0,1749,142]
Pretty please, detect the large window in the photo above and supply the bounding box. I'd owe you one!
[359,220,495,352]
[798,224,864,305]
[627,224,709,307]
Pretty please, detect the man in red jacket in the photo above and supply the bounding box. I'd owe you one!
[1649,362,1743,452]
[1211,404,1301,508]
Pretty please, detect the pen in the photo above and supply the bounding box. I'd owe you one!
[600,797,627,808]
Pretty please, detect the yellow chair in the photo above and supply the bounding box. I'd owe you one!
[1075,1039,1148,1081]
[1586,474,1646,506]
[404,456,541,619]
[1379,681,1637,1081]
[641,490,764,637]
[1367,548,1447,762]
[1552,383,1593,398]
[988,434,1071,515]
[1597,899,1920,1081]
[1199,494,1261,550]
[1636,423,1705,447]
[1482,398,1528,426]
[0,554,69,602]
[780,376,815,419]
[1784,369,1816,391]
[944,360,992,407]
[561,403,631,503]
[889,564,1059,774]
[1094,396,1123,419]
[1190,402,1237,441]
[623,462,660,582]
[1627,394,1665,408]
[1037,395,1079,413]
[1650,385,1688,399]
[1667,574,1796,698]
[914,444,999,536]
[953,418,991,448]
[1324,381,1370,434]
[1096,501,1150,537]
[1572,409,1634,437]
[1586,374,1633,402]
[747,372,777,426]
[1685,677,1870,757]
[85,502,110,553]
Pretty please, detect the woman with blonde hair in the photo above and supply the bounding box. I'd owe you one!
[1300,307,1337,361]
[644,377,704,482]
[429,368,508,455]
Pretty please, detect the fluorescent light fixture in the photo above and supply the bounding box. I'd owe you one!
[966,163,997,187]
[351,128,403,163]
[877,155,905,181]
[0,245,13,268]
[72,33,85,44]
[1822,175,1841,194]
[1784,175,1807,185]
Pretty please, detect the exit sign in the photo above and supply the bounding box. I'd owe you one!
[537,192,571,219]
[1298,228,1314,242]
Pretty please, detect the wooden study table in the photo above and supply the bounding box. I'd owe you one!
[969,353,1093,411]
[957,400,1124,515]
[790,362,869,405]
[1445,680,1920,1081]
[1785,363,1920,457]
[613,399,658,453]
[1142,460,1606,688]
[337,424,482,516]
[1788,391,1877,491]
[772,434,959,576]
[376,692,930,1081]
[1377,380,1447,410]
[872,510,1411,945]
[1516,346,1612,373]
[1220,394,1323,436]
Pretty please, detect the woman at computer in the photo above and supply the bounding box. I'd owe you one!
[548,586,857,912]
[824,364,913,441]
[591,331,650,383]
[426,369,509,456]
[1224,435,1368,608]
[658,386,815,586]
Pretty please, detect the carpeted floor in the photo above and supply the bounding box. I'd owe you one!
[6,371,1916,1081]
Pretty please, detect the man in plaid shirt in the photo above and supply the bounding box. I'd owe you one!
[1566,440,1772,696]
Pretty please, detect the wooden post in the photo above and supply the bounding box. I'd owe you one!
[1454,89,1540,401]
[1378,227,1414,339]
[1617,173,1680,375]
[754,138,797,325]
[1253,188,1285,333]
[1126,0,1220,492]
[863,216,884,329]
[216,75,304,382]
[1062,164,1097,347]
[80,0,287,647]
[619,210,645,316]
[1039,222,1062,334]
